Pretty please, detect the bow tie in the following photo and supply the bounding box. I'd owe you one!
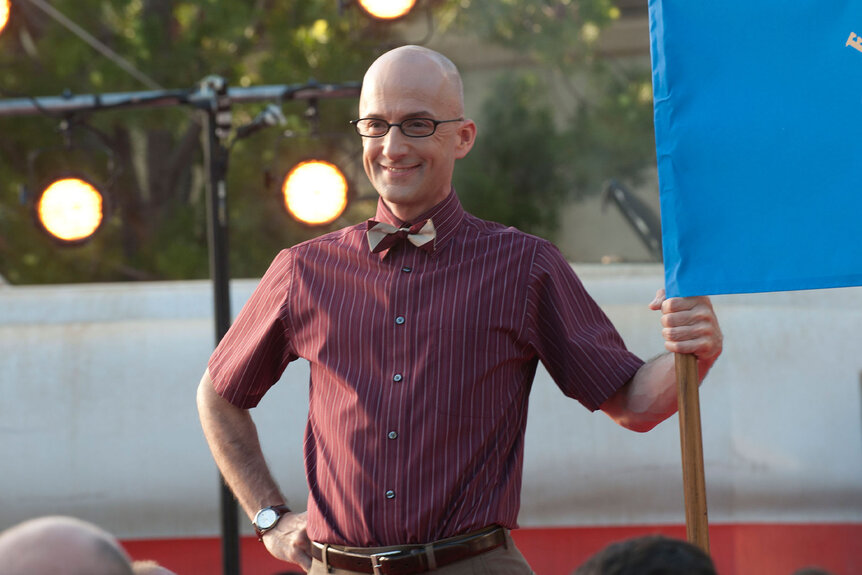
[366,219,436,255]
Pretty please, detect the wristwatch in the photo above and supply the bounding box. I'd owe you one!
[253,504,291,541]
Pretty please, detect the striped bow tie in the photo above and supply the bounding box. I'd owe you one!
[366,219,436,254]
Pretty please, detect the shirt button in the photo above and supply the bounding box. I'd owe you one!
[401,266,412,273]
[388,431,398,440]
[393,373,403,383]
[385,490,396,499]
[395,316,405,325]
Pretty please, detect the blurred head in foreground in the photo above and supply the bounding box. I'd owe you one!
[573,534,718,575]
[0,515,133,575]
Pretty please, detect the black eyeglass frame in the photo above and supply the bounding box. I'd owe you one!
[350,117,464,138]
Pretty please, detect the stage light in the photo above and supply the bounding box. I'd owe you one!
[282,160,349,225]
[35,177,104,243]
[357,0,416,21]
[0,0,10,36]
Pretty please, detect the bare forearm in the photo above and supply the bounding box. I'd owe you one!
[197,370,312,569]
[196,370,285,519]
[602,353,677,432]
[602,346,719,432]
[602,291,723,432]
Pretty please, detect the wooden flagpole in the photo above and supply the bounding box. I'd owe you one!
[675,352,710,553]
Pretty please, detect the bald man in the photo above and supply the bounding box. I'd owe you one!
[0,516,134,575]
[198,46,722,574]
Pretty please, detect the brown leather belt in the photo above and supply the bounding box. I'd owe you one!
[310,526,506,574]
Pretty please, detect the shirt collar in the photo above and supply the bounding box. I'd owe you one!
[372,188,464,256]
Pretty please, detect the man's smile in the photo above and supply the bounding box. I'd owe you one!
[381,163,420,175]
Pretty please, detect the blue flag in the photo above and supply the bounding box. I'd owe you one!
[649,1,862,297]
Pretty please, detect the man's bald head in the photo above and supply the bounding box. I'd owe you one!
[360,45,465,117]
[0,516,133,575]
[357,45,477,221]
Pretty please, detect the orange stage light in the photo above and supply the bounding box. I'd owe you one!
[36,177,104,243]
[282,160,349,226]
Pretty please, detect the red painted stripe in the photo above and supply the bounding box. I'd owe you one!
[122,523,862,575]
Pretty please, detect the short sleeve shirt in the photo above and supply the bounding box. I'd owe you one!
[208,190,644,547]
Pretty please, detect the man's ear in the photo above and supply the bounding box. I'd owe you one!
[454,119,477,159]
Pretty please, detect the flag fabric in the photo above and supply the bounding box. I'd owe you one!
[649,0,862,297]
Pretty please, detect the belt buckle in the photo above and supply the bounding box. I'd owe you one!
[369,549,402,575]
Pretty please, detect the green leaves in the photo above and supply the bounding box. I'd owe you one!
[455,73,569,237]
[0,0,372,283]
[451,0,656,240]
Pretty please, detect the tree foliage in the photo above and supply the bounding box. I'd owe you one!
[447,1,657,236]
[0,0,379,283]
[0,0,656,284]
[454,73,569,236]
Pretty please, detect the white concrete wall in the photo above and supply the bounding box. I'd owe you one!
[1,266,860,539]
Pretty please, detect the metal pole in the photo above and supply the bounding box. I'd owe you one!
[199,76,241,575]
[0,82,360,117]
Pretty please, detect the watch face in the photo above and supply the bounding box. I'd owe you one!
[256,508,278,529]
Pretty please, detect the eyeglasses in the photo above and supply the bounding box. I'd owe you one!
[350,117,464,138]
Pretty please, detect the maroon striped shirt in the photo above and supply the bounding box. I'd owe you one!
[208,190,644,547]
